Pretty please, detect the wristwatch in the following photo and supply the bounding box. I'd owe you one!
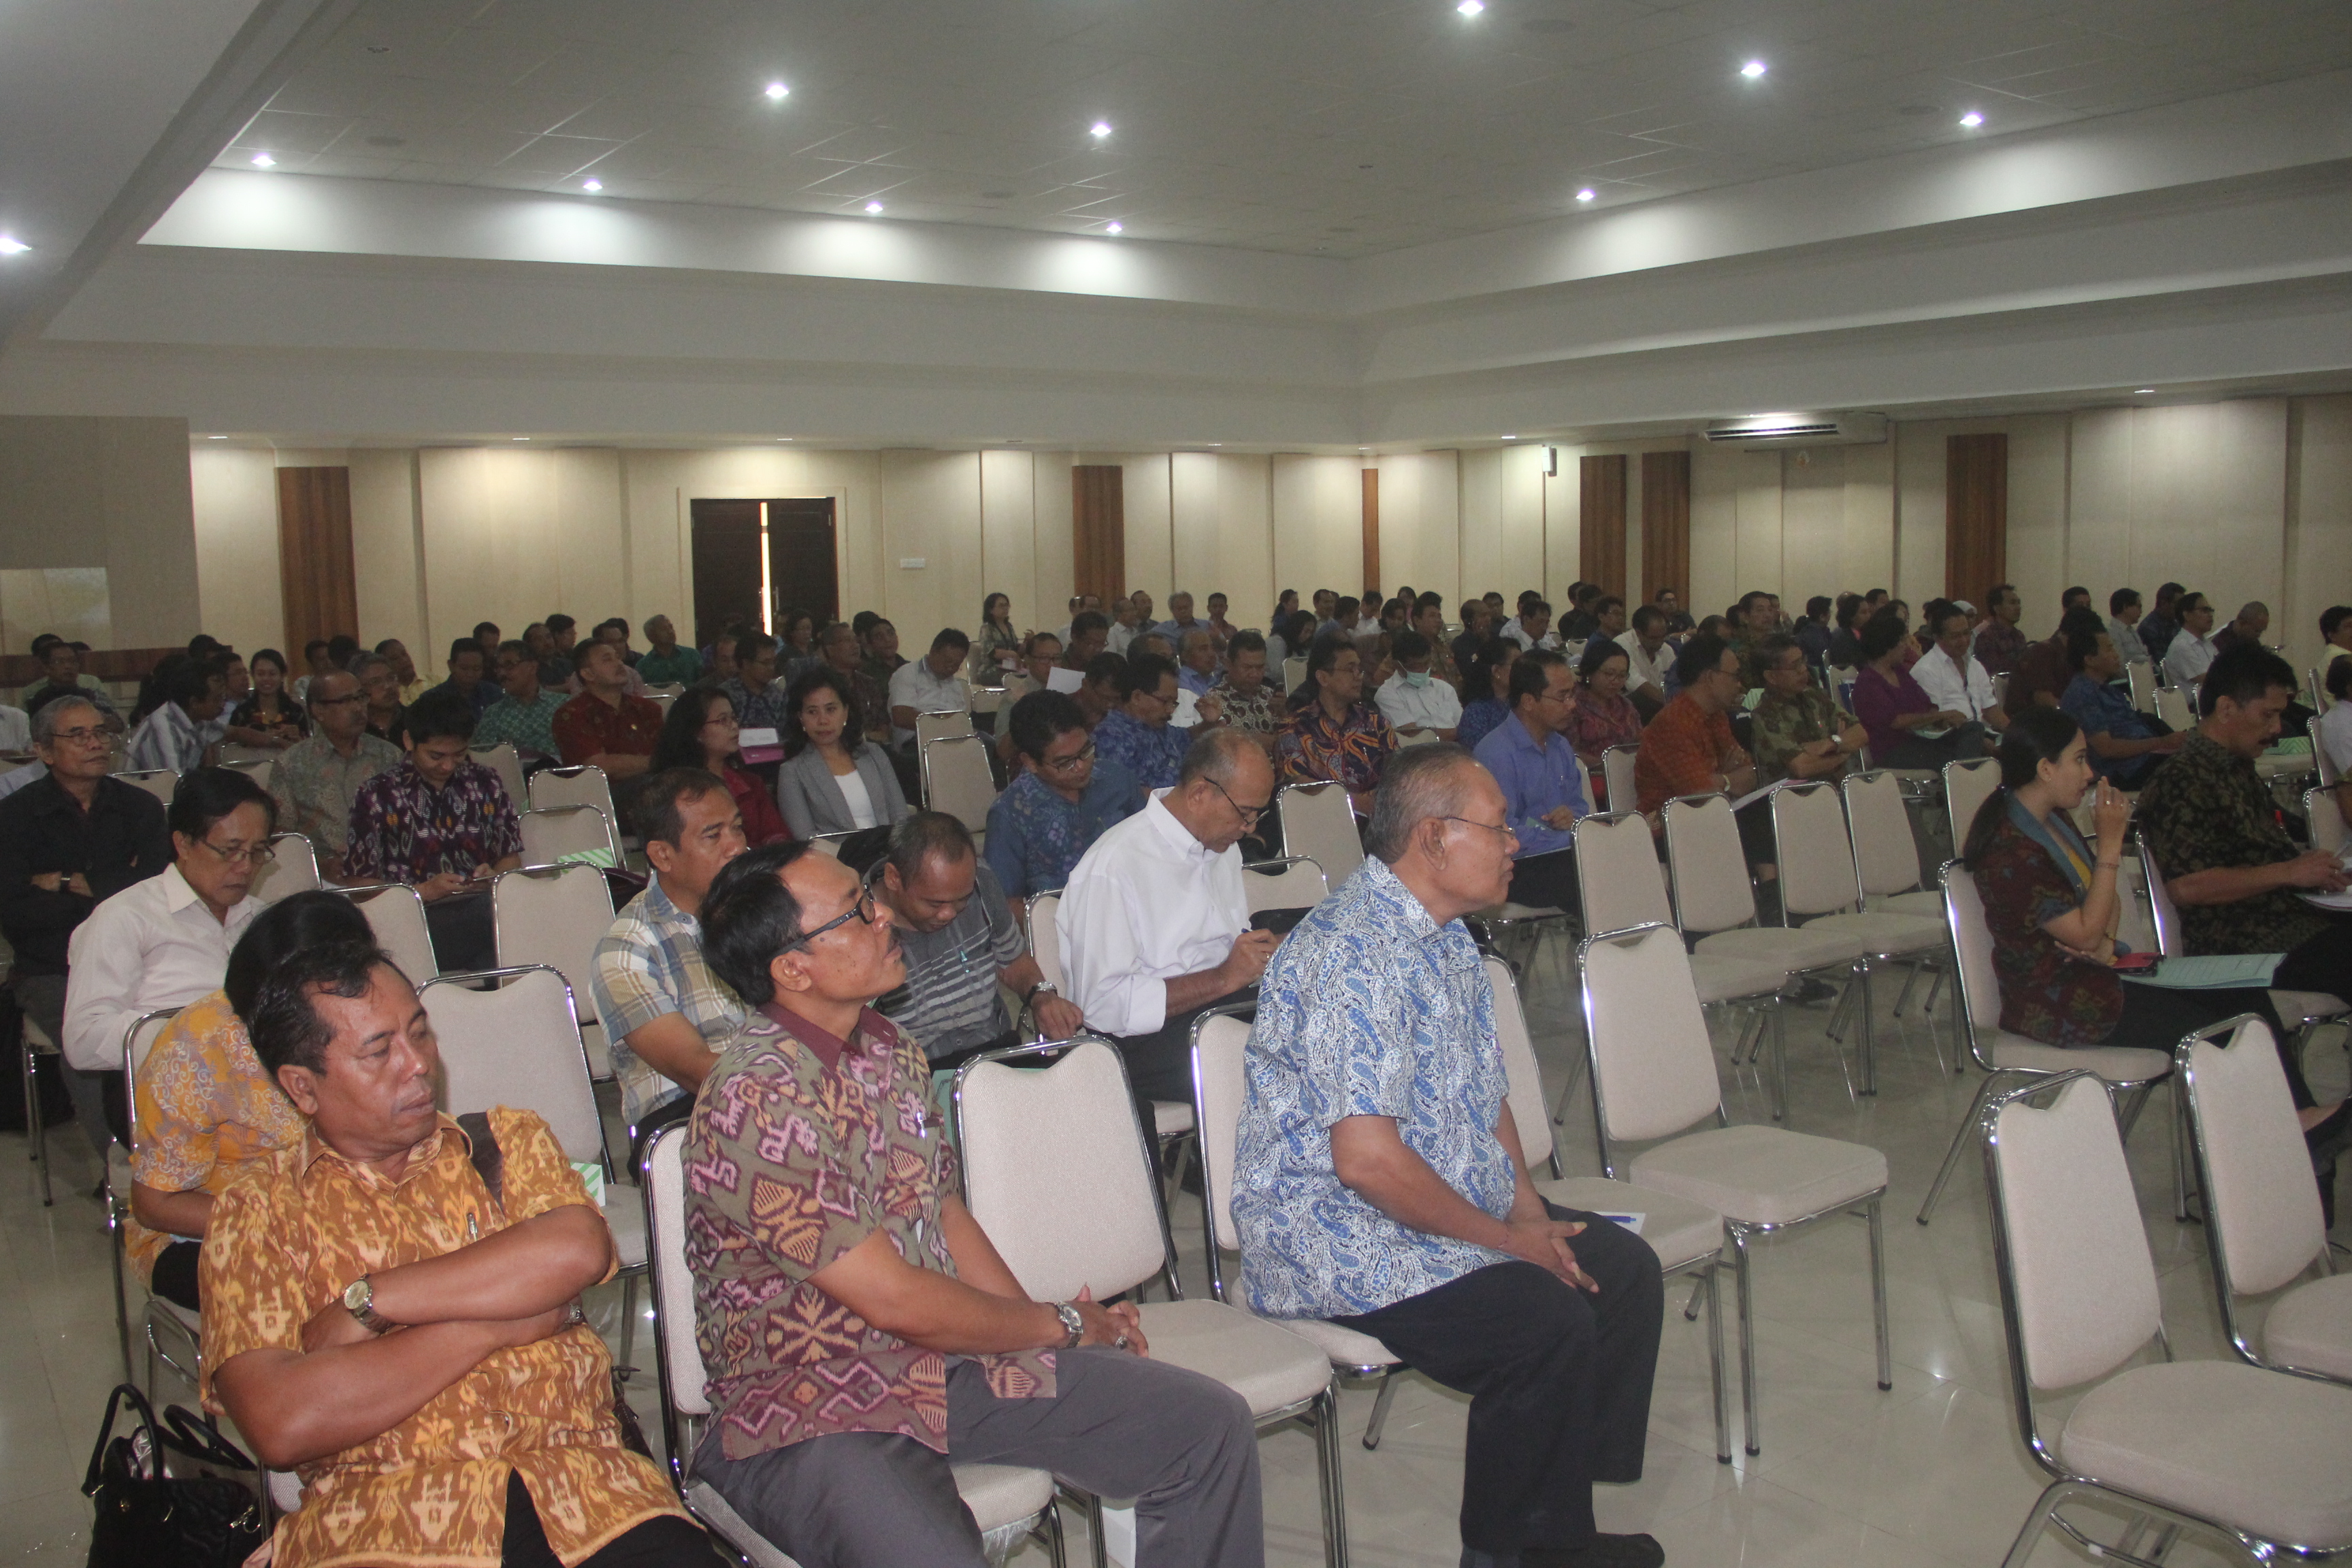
[1053,1301,1085,1350]
[1025,981,1059,1007]
[342,1275,396,1335]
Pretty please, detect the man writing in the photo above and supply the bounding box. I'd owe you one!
[270,670,404,882]
[985,691,1141,903]
[888,628,973,746]
[343,690,523,970]
[1470,650,1588,913]
[1236,744,1664,1568]
[1207,630,1282,741]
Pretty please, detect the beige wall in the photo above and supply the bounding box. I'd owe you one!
[0,414,197,652]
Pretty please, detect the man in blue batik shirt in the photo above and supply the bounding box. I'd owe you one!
[1471,649,1591,919]
[1234,743,1663,1568]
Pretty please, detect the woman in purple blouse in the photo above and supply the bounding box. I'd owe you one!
[1849,609,1984,768]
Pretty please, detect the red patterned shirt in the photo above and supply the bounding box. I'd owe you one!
[342,759,523,885]
[1277,699,1397,792]
[682,1002,1054,1461]
[551,691,664,768]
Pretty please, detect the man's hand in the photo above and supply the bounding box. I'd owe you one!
[1499,1215,1599,1292]
[1194,692,1224,725]
[67,872,92,898]
[301,1294,380,1354]
[1541,806,1578,830]
[2281,849,2352,892]
[1801,739,1840,758]
[1032,992,1085,1039]
[1071,1288,1147,1356]
[1936,710,1974,729]
[1221,928,1280,990]
[2155,731,2187,752]
[416,870,469,903]
[29,871,59,893]
[1725,764,1757,796]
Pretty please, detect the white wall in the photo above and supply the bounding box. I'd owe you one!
[0,414,198,651]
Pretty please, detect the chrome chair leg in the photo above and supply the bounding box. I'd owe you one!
[1891,967,1918,1018]
[1702,1265,1729,1465]
[1918,1073,2007,1224]
[1680,1274,1706,1322]
[1732,1226,1759,1456]
[619,1273,638,1369]
[1857,964,1879,1095]
[1867,1199,1892,1391]
[1312,1384,1350,1568]
[1039,1497,1068,1568]
[1361,1369,1401,1450]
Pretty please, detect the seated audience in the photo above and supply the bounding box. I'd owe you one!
[1095,651,1195,793]
[1176,627,1221,698]
[472,621,502,662]
[1850,609,1986,768]
[1061,609,1111,670]
[2008,607,2102,714]
[1750,633,1866,785]
[1061,730,1277,1105]
[1410,596,1461,691]
[428,636,498,717]
[860,616,906,685]
[0,698,172,1156]
[225,647,307,748]
[376,637,426,704]
[2106,588,2151,668]
[719,630,790,733]
[1633,632,1758,818]
[1726,591,1778,687]
[777,610,821,685]
[1972,585,2028,676]
[473,638,569,757]
[1654,586,1695,636]
[1793,595,1834,670]
[2059,624,2181,787]
[270,671,404,881]
[527,619,570,687]
[553,640,665,786]
[775,667,909,839]
[591,768,750,1160]
[1910,600,2009,736]
[1615,605,1673,719]
[1075,649,1123,729]
[636,613,702,687]
[1106,593,1145,655]
[205,943,706,1568]
[2138,583,2184,664]
[1455,638,1519,755]
[985,691,1141,902]
[1015,630,1063,693]
[1563,639,1642,797]
[1824,593,1866,670]
[127,891,363,1310]
[61,768,272,1152]
[1451,599,1493,675]
[873,811,1083,1068]
[2321,603,2352,676]
[343,690,523,970]
[1235,743,1665,1568]
[126,655,227,772]
[2211,600,2270,657]
[887,627,973,746]
[350,650,406,743]
[1277,638,1396,815]
[1205,591,1239,649]
[653,687,789,846]
[1154,589,1210,644]
[817,621,895,747]
[22,637,121,725]
[681,841,1260,1567]
[1471,649,1590,914]
[2161,591,2221,689]
[1501,599,1556,652]
[1207,630,1281,738]
[1375,630,1463,740]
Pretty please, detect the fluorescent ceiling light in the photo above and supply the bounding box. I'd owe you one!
[1104,220,1123,234]
[1457,0,1484,15]
[2134,388,2155,395]
[1959,111,1983,128]
[864,200,884,214]
[207,434,226,439]
[1575,188,1596,202]
[0,237,29,255]
[513,436,529,441]
[1740,59,1767,79]
[764,82,789,101]
[250,152,276,167]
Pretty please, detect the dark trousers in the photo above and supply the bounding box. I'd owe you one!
[151,1239,203,1312]
[1109,987,1256,1105]
[1333,1205,1663,1553]
[424,890,498,973]
[1505,848,1581,919]
[1872,721,1988,771]
[18,973,122,1160]
[502,1471,721,1567]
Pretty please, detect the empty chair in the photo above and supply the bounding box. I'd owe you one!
[521,802,621,866]
[116,768,178,807]
[341,882,438,987]
[218,756,274,793]
[1942,756,2000,856]
[637,1126,1062,1565]
[493,864,617,1079]
[1027,892,1191,1139]
[2307,783,2348,857]
[468,741,527,811]
[915,708,975,749]
[248,832,319,902]
[2155,683,2194,732]
[920,732,998,837]
[529,762,614,819]
[1241,855,1328,914]
[1841,770,1944,919]
[1601,743,1639,816]
[2314,714,2340,789]
[1577,921,1891,1456]
[1983,1072,2352,1566]
[1275,782,1365,887]
[952,1037,1350,1566]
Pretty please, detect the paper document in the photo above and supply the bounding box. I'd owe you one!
[1046,666,1085,693]
[2122,953,2284,990]
[570,1161,606,1209]
[1173,687,1201,728]
[2302,889,2352,912]
[1728,782,1782,813]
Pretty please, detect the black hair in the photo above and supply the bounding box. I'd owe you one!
[851,610,882,638]
[1519,599,1552,621]
[1120,652,1178,701]
[2198,642,2298,720]
[1334,596,1360,623]
[303,638,331,659]
[2174,591,2209,621]
[1578,636,1629,681]
[2110,587,2142,616]
[1392,630,1431,663]
[783,666,863,754]
[1962,706,2083,867]
[700,841,817,1005]
[1509,648,1568,705]
[653,686,735,771]
[1277,610,1318,651]
[634,766,734,845]
[930,627,971,654]
[1987,583,2016,612]
[1593,595,1624,619]
[446,636,484,666]
[1675,631,1732,688]
[402,688,478,747]
[1083,650,1126,687]
[1835,592,1865,630]
[1805,596,1832,620]
[473,621,500,638]
[248,941,399,1081]
[1008,689,1088,762]
[2329,659,2352,704]
[2064,620,2107,670]
[225,892,372,1021]
[1858,609,1910,664]
[1465,636,1518,698]
[373,637,404,656]
[2062,585,2091,607]
[167,766,276,843]
[2322,606,2352,644]
[326,634,361,666]
[1736,589,1773,617]
[1069,610,1109,640]
[545,614,576,635]
[1226,629,1267,659]
[1753,631,1802,672]
[1630,604,1665,635]
[887,809,977,884]
[2057,606,2106,645]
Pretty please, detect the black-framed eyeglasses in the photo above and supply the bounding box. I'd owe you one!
[1208,776,1271,826]
[1041,740,1096,775]
[784,879,879,952]
[192,838,276,868]
[44,725,108,747]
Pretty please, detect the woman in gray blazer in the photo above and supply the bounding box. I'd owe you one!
[774,667,911,838]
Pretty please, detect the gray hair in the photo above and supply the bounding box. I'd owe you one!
[32,696,102,745]
[885,809,977,883]
[1179,627,1214,655]
[1367,743,1482,863]
[1177,726,1261,789]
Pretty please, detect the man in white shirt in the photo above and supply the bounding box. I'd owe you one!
[1106,594,1144,655]
[2162,591,2221,690]
[1058,728,1278,1104]
[1501,600,1557,653]
[1354,587,1384,638]
[2106,588,2151,668]
[1374,632,1463,740]
[1911,600,2010,734]
[887,629,973,749]
[1614,605,1673,718]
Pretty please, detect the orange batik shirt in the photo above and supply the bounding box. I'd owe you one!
[199,1107,686,1568]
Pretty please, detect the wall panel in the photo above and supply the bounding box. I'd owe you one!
[1375,451,1460,606]
[2287,395,2352,677]
[1270,455,1361,604]
[979,449,1039,636]
[191,445,284,655]
[878,451,981,645]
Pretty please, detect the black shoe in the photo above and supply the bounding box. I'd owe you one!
[2305,1102,2352,1163]
[1526,1534,1665,1568]
[1789,977,1840,1005]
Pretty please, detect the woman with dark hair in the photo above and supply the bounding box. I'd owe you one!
[1456,638,1520,754]
[225,647,308,749]
[1275,634,1397,814]
[126,889,372,1310]
[653,687,789,845]
[777,608,820,683]
[1565,639,1644,802]
[971,592,1022,684]
[774,666,908,839]
[1850,607,1982,768]
[1265,608,1315,689]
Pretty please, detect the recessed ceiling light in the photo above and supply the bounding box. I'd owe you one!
[1457,0,1484,15]
[581,178,603,193]
[864,200,884,214]
[777,437,792,442]
[1501,434,1518,440]
[764,81,789,101]
[1091,120,1113,137]
[513,435,529,441]
[1575,187,1596,202]
[2134,388,2155,395]
[1959,110,1983,128]
[1208,442,1222,447]
[206,434,226,440]
[1104,220,1123,234]
[0,237,29,255]
[1740,59,1767,79]
[250,152,276,168]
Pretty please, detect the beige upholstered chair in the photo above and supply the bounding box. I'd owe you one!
[1601,742,1639,815]
[493,862,618,1079]
[1028,893,1192,1142]
[2176,1017,2352,1385]
[2312,714,2339,788]
[248,831,320,902]
[468,741,527,810]
[638,1126,1062,1567]
[920,732,999,838]
[1841,770,1944,919]
[219,755,275,793]
[2154,683,2194,732]
[114,1008,191,1392]
[1983,1072,2352,1566]
[2125,659,2159,714]
[338,882,438,987]
[116,768,179,807]
[2308,784,2349,855]
[1241,855,1327,913]
[953,1037,1350,1568]
[1941,756,2000,855]
[520,802,621,866]
[1577,921,1891,1456]
[915,707,975,749]
[1274,782,1363,887]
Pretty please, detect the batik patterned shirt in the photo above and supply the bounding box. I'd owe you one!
[2136,732,2334,956]
[1750,685,1857,785]
[1094,709,1190,791]
[1207,679,1281,735]
[719,676,790,734]
[1277,700,1397,792]
[551,691,664,768]
[982,764,1141,899]
[472,689,568,757]
[1234,855,1517,1318]
[343,759,523,885]
[683,1003,1054,1461]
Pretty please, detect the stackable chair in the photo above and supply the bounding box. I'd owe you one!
[338,882,438,986]
[1240,855,1327,915]
[2126,660,2159,714]
[2155,684,2194,732]
[921,732,1000,838]
[218,755,275,793]
[953,1036,1350,1568]
[18,1008,61,1207]
[1942,756,2001,853]
[1843,768,1956,1032]
[1916,865,2178,1226]
[1982,1072,2352,1567]
[248,832,320,902]
[638,1126,1063,1567]
[2308,783,2348,856]
[520,803,621,866]
[1600,743,1640,815]
[529,762,617,825]
[113,1008,193,1392]
[1027,893,1192,1147]
[493,862,619,1079]
[468,740,527,810]
[2175,1016,2352,1386]
[1578,921,1891,1456]
[2313,714,2340,789]
[1275,783,1364,886]
[915,708,975,749]
[116,768,179,808]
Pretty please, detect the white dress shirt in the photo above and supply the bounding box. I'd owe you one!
[1615,632,1671,698]
[63,864,262,1069]
[1058,789,1247,1037]
[887,661,970,747]
[2163,630,2219,689]
[0,705,29,751]
[2106,616,2150,666]
[1911,642,1999,721]
[1105,621,1141,655]
[1375,671,1464,732]
[2320,702,2352,779]
[1500,620,1559,652]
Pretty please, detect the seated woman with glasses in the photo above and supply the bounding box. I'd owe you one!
[985,690,1142,904]
[127,891,370,1311]
[651,687,789,846]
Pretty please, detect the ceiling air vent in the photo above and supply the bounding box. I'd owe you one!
[1702,412,1888,448]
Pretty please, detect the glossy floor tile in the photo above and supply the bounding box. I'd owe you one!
[2,960,2342,1565]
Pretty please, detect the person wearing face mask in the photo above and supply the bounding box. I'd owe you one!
[1374,632,1462,741]
[1470,651,1590,917]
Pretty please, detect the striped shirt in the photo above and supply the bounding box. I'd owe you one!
[874,861,1026,1062]
[589,872,748,1130]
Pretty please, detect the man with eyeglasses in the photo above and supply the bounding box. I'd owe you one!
[985,691,1141,906]
[874,811,1083,1071]
[1094,651,1203,794]
[1470,649,1590,916]
[1633,632,1758,823]
[269,669,405,882]
[1060,728,1277,1106]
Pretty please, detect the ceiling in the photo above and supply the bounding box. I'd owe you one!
[219,0,2352,259]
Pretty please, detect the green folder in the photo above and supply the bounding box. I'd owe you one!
[2121,953,2283,990]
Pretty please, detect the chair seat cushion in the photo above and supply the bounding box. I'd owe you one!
[1629,1124,1889,1226]
[2266,1273,2352,1381]
[1484,902,1568,921]
[1799,910,1946,957]
[604,1188,647,1271]
[1877,889,1944,920]
[687,1463,1053,1566]
[1984,1034,2170,1084]
[2270,989,2351,1024]
[1535,1176,1724,1273]
[1137,1297,1333,1416]
[1687,954,1788,1004]
[1265,1314,1402,1371]
[1695,927,1866,970]
[2060,1359,2352,1548]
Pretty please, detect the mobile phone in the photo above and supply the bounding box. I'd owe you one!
[2112,951,2158,972]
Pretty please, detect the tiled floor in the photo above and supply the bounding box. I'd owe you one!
[2,962,2342,1565]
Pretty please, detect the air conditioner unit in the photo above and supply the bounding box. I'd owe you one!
[1702,412,1888,448]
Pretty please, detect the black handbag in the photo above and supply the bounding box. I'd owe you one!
[84,1382,270,1568]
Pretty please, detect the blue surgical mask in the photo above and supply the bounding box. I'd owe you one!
[1403,670,1431,688]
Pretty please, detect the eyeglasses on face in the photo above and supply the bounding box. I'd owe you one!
[1439,815,1516,843]
[45,726,108,747]
[785,881,879,952]
[1207,776,1271,826]
[1041,740,1096,774]
[192,838,276,867]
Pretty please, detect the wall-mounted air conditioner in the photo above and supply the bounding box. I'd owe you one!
[1701,412,1888,448]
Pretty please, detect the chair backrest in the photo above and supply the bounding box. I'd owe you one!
[1842,770,1925,900]
[1829,666,1858,713]
[1276,781,1365,886]
[952,1039,1172,1302]
[529,764,615,823]
[1661,793,1759,934]
[1577,923,1722,1160]
[1026,893,1063,986]
[118,768,178,806]
[1943,757,2000,853]
[1486,956,1554,1172]
[641,1122,710,1491]
[469,742,527,810]
[1768,781,1862,918]
[520,803,620,866]
[122,1008,182,1103]
[2311,667,2332,715]
[921,732,999,834]
[1573,811,1673,933]
[220,756,274,793]
[1282,655,1307,692]
[2305,785,2348,855]
[216,742,276,767]
[2312,715,2339,788]
[250,832,320,902]
[1601,743,1640,813]
[493,863,615,1004]
[421,965,604,1164]
[2136,830,2182,958]
[1241,856,1327,915]
[1942,865,2004,1063]
[2181,1017,2328,1316]
[649,691,676,717]
[342,883,438,985]
[915,709,975,750]
[1986,1074,2161,1392]
[1190,1011,1253,1270]
[2155,684,2193,732]
[2126,660,2157,714]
